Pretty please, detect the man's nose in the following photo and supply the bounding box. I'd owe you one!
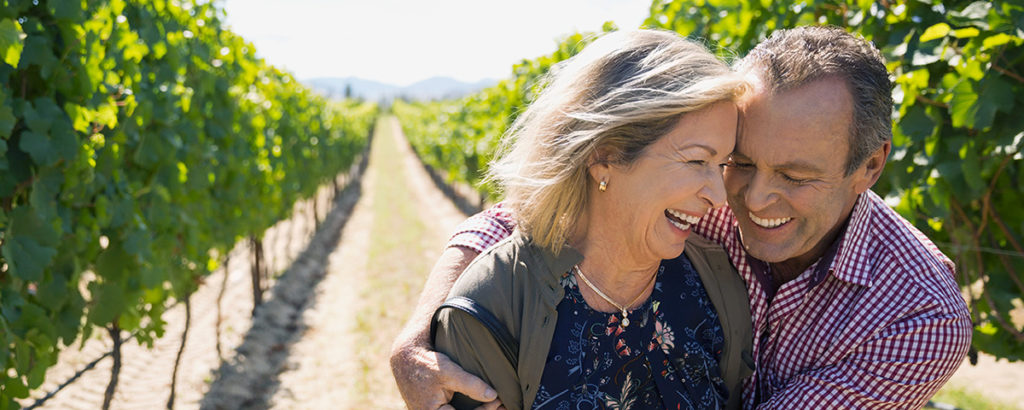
[743,171,778,211]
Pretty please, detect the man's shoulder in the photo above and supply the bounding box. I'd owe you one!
[859,192,954,276]
[850,192,965,313]
[451,232,530,297]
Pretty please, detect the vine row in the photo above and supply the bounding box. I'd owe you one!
[0,0,377,405]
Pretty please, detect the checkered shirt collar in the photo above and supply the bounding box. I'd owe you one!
[824,191,882,288]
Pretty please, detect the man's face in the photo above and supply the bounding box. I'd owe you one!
[724,76,875,273]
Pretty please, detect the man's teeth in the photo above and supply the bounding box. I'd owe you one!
[749,212,792,228]
[667,209,701,231]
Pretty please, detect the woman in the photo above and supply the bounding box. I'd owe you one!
[433,29,751,409]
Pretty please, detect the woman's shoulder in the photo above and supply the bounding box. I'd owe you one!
[684,232,724,253]
[448,230,535,301]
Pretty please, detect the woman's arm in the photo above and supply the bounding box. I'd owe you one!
[433,307,523,410]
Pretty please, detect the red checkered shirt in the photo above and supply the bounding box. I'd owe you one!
[447,191,972,409]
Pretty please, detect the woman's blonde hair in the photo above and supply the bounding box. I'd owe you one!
[487,29,748,253]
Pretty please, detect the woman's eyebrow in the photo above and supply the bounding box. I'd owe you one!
[679,143,718,156]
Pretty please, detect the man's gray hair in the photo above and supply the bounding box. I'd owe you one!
[737,26,893,175]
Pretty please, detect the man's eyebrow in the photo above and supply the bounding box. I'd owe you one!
[777,159,826,173]
[728,152,826,174]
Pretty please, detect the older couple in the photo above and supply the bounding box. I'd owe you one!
[393,26,971,409]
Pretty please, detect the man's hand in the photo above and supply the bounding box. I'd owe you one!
[390,342,500,409]
[391,246,501,409]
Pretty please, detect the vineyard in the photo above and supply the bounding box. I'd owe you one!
[0,0,378,407]
[1,0,1023,408]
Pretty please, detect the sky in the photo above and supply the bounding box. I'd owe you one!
[219,0,652,86]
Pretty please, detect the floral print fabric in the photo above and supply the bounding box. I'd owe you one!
[531,254,726,410]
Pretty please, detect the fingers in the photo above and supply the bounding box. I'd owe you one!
[437,353,498,403]
[474,399,504,410]
[391,346,498,410]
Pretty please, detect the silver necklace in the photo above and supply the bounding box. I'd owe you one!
[572,264,656,328]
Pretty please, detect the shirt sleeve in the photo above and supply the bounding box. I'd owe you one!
[755,305,972,409]
[694,206,736,248]
[447,203,517,253]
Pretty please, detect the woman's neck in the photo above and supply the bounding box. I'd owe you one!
[569,222,661,312]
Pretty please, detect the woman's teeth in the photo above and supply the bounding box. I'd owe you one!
[749,212,792,228]
[666,209,701,231]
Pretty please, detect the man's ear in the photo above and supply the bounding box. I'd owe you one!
[853,141,890,193]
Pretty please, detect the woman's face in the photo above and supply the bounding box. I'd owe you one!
[592,102,737,263]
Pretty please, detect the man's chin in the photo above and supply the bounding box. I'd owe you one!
[742,243,794,264]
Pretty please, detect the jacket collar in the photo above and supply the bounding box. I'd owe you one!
[512,230,583,300]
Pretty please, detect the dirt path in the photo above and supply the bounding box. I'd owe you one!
[266,116,468,409]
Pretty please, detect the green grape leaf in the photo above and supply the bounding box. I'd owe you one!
[36,273,69,312]
[19,130,57,166]
[919,23,950,42]
[960,144,985,193]
[64,102,92,133]
[0,89,15,138]
[898,105,935,142]
[982,33,1017,50]
[86,281,127,326]
[2,207,60,281]
[95,240,130,282]
[56,302,84,344]
[0,139,6,171]
[3,373,28,398]
[19,35,57,78]
[951,76,1015,130]
[27,356,48,388]
[48,0,84,22]
[29,167,64,222]
[952,27,980,38]
[17,303,54,346]
[19,98,77,166]
[0,18,25,68]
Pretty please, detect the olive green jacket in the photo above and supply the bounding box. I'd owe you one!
[434,231,752,410]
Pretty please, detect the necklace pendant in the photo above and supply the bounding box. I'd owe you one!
[621,315,630,328]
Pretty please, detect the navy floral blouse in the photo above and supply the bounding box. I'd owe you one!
[530,254,727,409]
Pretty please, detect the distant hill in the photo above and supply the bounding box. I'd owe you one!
[303,76,496,102]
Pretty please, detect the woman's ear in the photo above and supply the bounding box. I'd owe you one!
[587,149,613,184]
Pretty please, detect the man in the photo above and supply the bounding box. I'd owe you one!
[391,26,972,409]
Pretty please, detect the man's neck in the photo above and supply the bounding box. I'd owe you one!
[769,206,855,285]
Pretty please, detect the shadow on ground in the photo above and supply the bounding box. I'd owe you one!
[199,150,370,410]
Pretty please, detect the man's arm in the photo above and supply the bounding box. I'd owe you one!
[755,307,972,409]
[390,206,517,409]
[390,246,499,410]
